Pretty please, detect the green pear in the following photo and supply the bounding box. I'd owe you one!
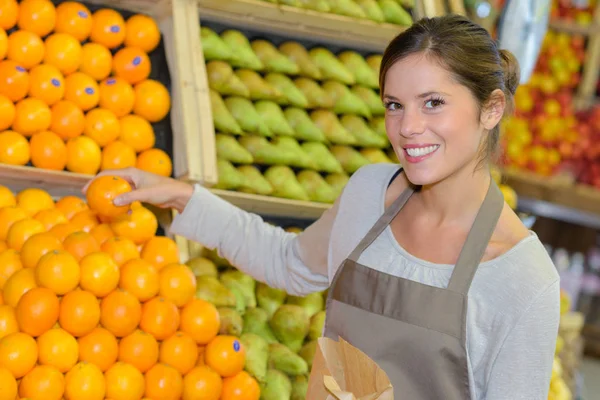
[270,305,311,352]
[256,282,287,318]
[215,158,248,190]
[287,292,325,319]
[238,165,274,196]
[301,142,344,173]
[370,116,387,137]
[355,0,385,22]
[264,73,309,108]
[366,54,383,73]
[243,308,279,344]
[360,148,393,163]
[352,86,385,115]
[338,51,379,89]
[204,248,234,268]
[268,343,308,376]
[325,172,350,197]
[255,101,296,137]
[264,166,310,201]
[218,307,243,336]
[224,96,272,137]
[279,0,302,5]
[293,78,334,109]
[209,90,243,135]
[310,110,357,145]
[238,136,296,165]
[340,115,388,148]
[235,69,282,102]
[271,137,317,169]
[215,134,254,164]
[291,375,309,400]
[220,269,257,308]
[297,170,337,203]
[260,369,292,400]
[251,40,300,75]
[309,47,355,85]
[298,340,317,369]
[240,333,269,383]
[186,257,218,278]
[378,0,413,25]
[279,42,322,80]
[195,275,237,307]
[327,0,367,18]
[331,145,371,173]
[206,61,250,98]
[221,29,264,70]
[200,27,234,61]
[309,310,326,340]
[322,80,371,118]
[297,0,330,11]
[283,108,327,142]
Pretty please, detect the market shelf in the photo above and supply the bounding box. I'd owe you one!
[0,164,90,198]
[549,19,600,36]
[196,0,408,52]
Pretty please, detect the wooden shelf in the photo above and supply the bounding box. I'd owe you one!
[549,19,600,36]
[0,165,91,198]
[196,0,407,52]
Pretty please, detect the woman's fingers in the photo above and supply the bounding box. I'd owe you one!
[113,186,156,206]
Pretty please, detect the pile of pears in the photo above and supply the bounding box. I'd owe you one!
[186,233,325,400]
[202,26,400,203]
[257,0,414,26]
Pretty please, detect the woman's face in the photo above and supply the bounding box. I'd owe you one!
[383,53,487,186]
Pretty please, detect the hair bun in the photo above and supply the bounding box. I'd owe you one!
[499,49,520,95]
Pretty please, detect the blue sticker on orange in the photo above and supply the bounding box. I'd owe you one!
[132,56,141,66]
[16,66,25,72]
[51,78,60,87]
[78,10,88,18]
[110,25,120,33]
[233,340,240,352]
[106,79,116,85]
[85,87,94,95]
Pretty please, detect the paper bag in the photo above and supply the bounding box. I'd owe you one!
[306,336,394,400]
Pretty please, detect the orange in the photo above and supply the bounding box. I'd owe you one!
[37,327,78,373]
[0,367,17,400]
[0,331,38,378]
[0,130,29,165]
[0,184,14,208]
[112,47,151,84]
[66,136,102,174]
[64,72,99,111]
[17,0,56,37]
[44,33,83,76]
[110,204,157,244]
[12,97,52,136]
[0,93,15,130]
[50,100,85,139]
[99,77,135,117]
[55,1,92,42]
[59,289,101,337]
[182,365,222,400]
[0,304,17,340]
[159,332,198,375]
[0,240,5,252]
[35,208,68,230]
[204,335,245,378]
[16,187,54,216]
[101,236,140,267]
[0,27,5,59]
[1,267,36,307]
[69,209,99,233]
[0,248,22,288]
[158,264,196,307]
[19,364,65,400]
[79,42,112,81]
[90,8,126,49]
[0,60,29,101]
[55,195,88,220]
[28,64,64,106]
[35,249,80,295]
[29,130,68,171]
[0,205,27,240]
[119,258,159,302]
[64,361,105,400]
[220,371,260,400]
[79,251,119,297]
[77,327,118,372]
[180,299,220,345]
[85,175,132,218]
[133,79,171,123]
[63,231,100,261]
[137,148,173,177]
[144,363,183,400]
[139,296,180,341]
[6,30,44,69]
[0,0,18,30]
[118,329,159,373]
[6,218,45,251]
[83,107,119,147]
[100,288,142,337]
[15,286,59,337]
[125,14,161,53]
[89,223,114,246]
[119,114,155,152]
[20,232,63,269]
[104,361,145,400]
[101,140,137,171]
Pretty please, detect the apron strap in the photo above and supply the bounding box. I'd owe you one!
[447,179,504,295]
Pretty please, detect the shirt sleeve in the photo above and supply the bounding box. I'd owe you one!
[484,280,561,400]
[169,184,340,296]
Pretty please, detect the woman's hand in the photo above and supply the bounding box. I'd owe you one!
[82,168,194,213]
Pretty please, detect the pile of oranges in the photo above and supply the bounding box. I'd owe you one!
[0,180,260,400]
[0,0,173,178]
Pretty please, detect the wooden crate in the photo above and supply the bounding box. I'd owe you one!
[0,0,218,197]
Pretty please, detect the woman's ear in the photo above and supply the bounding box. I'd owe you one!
[481,89,506,130]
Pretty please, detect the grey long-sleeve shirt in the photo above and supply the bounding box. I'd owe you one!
[170,163,560,400]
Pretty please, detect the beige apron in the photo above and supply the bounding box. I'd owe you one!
[324,174,504,400]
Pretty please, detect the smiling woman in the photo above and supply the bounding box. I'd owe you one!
[83,14,560,400]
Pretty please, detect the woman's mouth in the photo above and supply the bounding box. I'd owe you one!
[403,145,440,162]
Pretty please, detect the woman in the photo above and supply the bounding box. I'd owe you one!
[85,14,560,399]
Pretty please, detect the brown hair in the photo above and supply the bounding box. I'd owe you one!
[380,14,520,162]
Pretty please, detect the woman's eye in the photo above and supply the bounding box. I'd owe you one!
[425,98,444,108]
[386,102,402,111]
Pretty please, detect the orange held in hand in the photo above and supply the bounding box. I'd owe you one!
[86,175,132,218]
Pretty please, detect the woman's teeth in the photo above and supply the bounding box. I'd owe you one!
[405,145,439,157]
